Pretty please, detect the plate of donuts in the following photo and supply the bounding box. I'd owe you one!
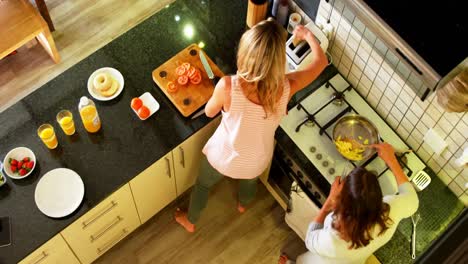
[87,67,124,101]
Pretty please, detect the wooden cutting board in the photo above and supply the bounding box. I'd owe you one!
[152,44,224,117]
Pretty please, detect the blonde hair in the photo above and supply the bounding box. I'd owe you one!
[436,69,468,113]
[237,18,287,116]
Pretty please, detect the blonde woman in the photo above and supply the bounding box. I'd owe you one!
[175,19,328,233]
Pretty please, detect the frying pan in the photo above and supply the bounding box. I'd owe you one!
[332,114,380,161]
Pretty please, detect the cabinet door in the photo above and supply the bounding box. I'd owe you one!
[130,152,177,224]
[173,118,220,196]
[19,234,80,264]
[61,184,140,264]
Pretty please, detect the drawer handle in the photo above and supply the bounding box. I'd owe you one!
[29,251,48,264]
[97,228,128,255]
[165,157,171,178]
[90,216,123,242]
[179,147,185,168]
[82,201,118,229]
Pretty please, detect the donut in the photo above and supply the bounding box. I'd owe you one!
[99,79,119,97]
[93,73,112,91]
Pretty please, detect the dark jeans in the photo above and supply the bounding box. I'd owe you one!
[187,156,258,223]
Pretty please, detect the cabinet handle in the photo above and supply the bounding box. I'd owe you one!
[90,216,123,242]
[165,157,171,178]
[179,147,185,168]
[82,201,118,229]
[97,228,128,255]
[29,251,48,264]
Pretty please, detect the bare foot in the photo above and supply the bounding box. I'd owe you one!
[237,202,246,213]
[175,208,195,233]
[278,254,289,264]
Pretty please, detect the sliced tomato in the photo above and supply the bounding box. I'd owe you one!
[182,62,191,70]
[167,81,178,93]
[175,65,186,76]
[178,75,189,86]
[190,72,202,85]
[187,66,197,78]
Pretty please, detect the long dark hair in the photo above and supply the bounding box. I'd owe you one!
[333,167,392,249]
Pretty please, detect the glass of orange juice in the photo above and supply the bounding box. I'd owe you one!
[56,110,76,135]
[38,124,58,149]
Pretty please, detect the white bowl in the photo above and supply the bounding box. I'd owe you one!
[87,67,124,101]
[132,92,160,120]
[3,147,37,179]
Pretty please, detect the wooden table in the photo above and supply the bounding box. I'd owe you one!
[0,0,60,63]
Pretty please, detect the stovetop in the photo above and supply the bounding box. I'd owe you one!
[280,73,426,196]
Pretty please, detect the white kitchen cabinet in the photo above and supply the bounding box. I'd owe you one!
[61,184,140,264]
[173,117,220,196]
[19,234,80,264]
[129,152,177,224]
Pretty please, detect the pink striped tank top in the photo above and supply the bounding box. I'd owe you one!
[202,75,290,179]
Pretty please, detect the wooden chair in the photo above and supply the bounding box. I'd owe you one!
[0,0,60,63]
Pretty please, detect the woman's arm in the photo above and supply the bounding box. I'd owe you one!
[373,143,419,218]
[372,143,409,186]
[205,76,229,117]
[286,25,328,98]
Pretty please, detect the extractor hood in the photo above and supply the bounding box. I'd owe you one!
[345,0,467,99]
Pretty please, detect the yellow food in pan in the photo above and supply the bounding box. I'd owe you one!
[334,136,368,161]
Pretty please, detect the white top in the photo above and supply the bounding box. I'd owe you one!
[303,183,419,264]
[203,76,290,179]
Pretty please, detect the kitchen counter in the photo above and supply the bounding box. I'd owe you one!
[0,0,247,263]
[276,71,465,264]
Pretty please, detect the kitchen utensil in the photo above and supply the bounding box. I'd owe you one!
[411,213,421,259]
[333,114,379,161]
[199,50,214,79]
[132,92,160,120]
[34,168,85,218]
[199,50,221,88]
[411,170,431,191]
[191,108,205,119]
[2,147,36,179]
[152,44,224,117]
[87,67,124,101]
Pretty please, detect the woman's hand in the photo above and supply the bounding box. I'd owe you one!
[371,143,409,185]
[323,176,344,211]
[292,25,313,41]
[371,143,396,164]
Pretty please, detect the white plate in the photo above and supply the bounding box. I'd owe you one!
[34,168,85,218]
[2,147,36,179]
[133,92,160,120]
[87,67,124,101]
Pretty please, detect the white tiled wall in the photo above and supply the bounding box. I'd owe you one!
[292,0,467,204]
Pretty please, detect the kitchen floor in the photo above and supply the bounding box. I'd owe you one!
[0,0,174,112]
[95,179,306,264]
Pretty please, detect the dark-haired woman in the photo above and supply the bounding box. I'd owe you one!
[279,143,419,264]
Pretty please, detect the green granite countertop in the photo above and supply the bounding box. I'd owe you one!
[374,168,464,263]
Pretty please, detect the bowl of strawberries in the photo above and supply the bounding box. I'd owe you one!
[3,147,36,179]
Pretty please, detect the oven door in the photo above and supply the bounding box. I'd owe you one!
[268,154,295,210]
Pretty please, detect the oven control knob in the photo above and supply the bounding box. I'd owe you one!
[328,168,336,175]
[314,192,321,200]
[322,161,329,167]
[316,154,323,160]
[305,181,312,189]
[310,146,316,153]
[297,171,304,179]
[286,159,293,167]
